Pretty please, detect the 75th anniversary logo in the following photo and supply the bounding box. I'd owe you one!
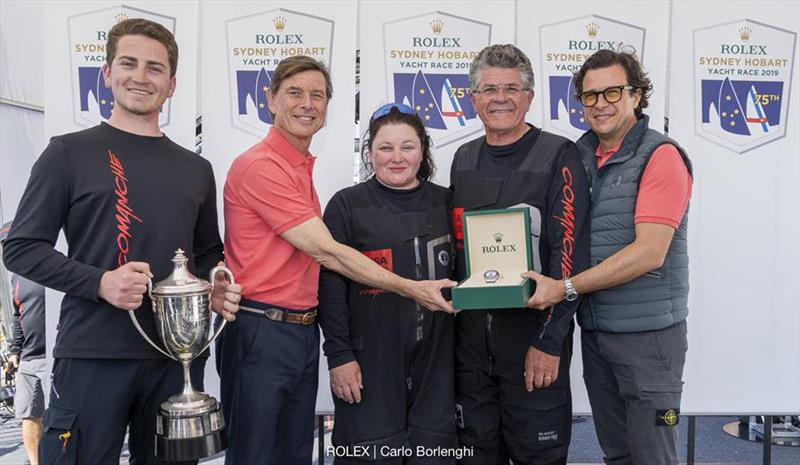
[383,11,490,147]
[694,19,796,154]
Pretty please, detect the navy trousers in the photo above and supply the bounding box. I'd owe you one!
[39,357,205,465]
[219,307,320,465]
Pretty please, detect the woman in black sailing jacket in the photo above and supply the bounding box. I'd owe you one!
[319,103,457,464]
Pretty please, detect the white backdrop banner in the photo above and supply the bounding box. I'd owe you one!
[694,19,795,153]
[360,1,516,186]
[0,0,45,223]
[517,0,671,414]
[200,0,358,413]
[671,1,799,414]
[517,1,669,139]
[0,107,43,225]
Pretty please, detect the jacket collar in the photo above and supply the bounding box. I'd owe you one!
[577,115,651,168]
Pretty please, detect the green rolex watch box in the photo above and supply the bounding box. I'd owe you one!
[452,207,534,310]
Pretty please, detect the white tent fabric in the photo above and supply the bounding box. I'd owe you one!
[1,0,45,224]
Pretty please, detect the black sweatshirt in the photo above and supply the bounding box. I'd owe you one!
[3,123,224,359]
[319,178,442,369]
[9,273,46,361]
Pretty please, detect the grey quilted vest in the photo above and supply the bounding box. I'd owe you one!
[576,116,692,332]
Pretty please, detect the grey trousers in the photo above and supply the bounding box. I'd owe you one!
[582,321,687,465]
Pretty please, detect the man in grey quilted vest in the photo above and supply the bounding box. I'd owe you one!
[524,49,693,465]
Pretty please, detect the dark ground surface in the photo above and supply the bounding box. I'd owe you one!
[2,413,799,464]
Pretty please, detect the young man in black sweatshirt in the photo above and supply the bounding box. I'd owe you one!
[2,18,241,464]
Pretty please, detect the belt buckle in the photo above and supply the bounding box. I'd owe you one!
[301,312,315,325]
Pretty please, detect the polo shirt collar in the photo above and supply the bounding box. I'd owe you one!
[264,127,315,167]
[595,142,622,159]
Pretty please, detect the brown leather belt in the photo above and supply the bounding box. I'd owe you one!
[239,305,317,325]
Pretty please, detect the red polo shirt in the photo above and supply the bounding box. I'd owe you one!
[596,143,693,229]
[224,128,321,310]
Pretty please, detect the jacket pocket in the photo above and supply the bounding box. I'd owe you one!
[641,384,683,427]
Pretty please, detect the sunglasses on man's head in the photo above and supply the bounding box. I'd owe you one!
[370,103,418,121]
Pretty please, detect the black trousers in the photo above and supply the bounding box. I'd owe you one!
[39,357,205,465]
[331,314,457,464]
[455,310,573,465]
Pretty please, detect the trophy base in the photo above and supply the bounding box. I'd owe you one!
[156,426,226,462]
[156,399,227,461]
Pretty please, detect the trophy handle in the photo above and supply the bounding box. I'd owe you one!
[126,278,177,361]
[200,265,235,355]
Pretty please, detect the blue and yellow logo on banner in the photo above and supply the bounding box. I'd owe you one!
[392,71,476,130]
[383,12,490,147]
[694,20,795,153]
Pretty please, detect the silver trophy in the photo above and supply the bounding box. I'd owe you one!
[128,249,234,461]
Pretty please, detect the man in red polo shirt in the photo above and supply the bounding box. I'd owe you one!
[221,56,456,465]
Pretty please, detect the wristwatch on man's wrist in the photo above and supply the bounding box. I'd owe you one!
[564,278,578,302]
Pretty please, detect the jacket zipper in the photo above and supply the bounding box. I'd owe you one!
[407,237,425,392]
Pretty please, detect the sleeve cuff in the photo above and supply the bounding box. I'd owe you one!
[87,266,108,302]
[274,211,318,235]
[635,216,680,229]
[530,338,562,357]
[327,351,357,369]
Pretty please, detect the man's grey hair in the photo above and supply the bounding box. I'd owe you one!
[468,44,535,91]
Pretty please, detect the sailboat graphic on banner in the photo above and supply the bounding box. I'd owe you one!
[745,85,769,134]
[441,78,466,128]
[236,67,273,125]
[392,70,476,133]
[693,20,793,153]
[701,77,783,137]
[411,71,446,130]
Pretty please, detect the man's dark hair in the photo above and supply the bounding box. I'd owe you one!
[268,56,333,119]
[573,49,653,117]
[270,56,333,99]
[361,107,434,182]
[469,44,534,91]
[106,18,178,77]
